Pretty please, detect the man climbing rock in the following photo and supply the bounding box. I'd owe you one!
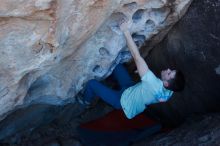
[77,20,185,119]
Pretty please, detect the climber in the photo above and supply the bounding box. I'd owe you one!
[77,20,185,119]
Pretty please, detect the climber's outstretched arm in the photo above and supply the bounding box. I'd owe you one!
[120,21,149,77]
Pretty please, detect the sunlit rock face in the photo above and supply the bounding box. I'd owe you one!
[0,0,192,120]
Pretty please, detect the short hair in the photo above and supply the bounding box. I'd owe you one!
[166,70,185,92]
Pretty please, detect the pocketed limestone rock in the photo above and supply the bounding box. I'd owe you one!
[0,0,192,121]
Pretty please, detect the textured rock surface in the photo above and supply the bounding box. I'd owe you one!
[0,101,113,145]
[1,0,220,145]
[133,113,220,146]
[143,0,220,127]
[0,0,191,121]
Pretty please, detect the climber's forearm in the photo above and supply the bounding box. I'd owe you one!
[123,30,149,77]
[123,30,141,59]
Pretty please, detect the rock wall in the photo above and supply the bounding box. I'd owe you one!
[0,0,192,121]
[133,113,220,146]
[144,0,220,126]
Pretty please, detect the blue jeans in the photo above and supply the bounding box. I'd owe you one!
[84,64,134,109]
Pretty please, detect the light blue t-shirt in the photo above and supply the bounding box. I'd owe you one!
[120,70,173,119]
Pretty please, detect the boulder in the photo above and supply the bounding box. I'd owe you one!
[0,0,192,121]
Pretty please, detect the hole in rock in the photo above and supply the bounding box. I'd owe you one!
[123,2,137,10]
[108,12,127,34]
[132,9,145,23]
[145,19,156,32]
[132,33,146,47]
[93,65,103,74]
[99,47,109,56]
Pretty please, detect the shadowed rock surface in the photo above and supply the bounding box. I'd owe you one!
[132,113,220,146]
[144,0,220,127]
